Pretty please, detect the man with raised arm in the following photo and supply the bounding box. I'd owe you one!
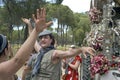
[21,9,95,80]
[0,8,48,80]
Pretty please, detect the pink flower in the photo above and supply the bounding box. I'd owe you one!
[90,54,109,77]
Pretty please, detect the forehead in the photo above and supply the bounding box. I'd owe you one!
[39,35,50,38]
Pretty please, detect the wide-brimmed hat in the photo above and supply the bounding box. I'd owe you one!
[38,29,52,37]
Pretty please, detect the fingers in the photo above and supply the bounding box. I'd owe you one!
[42,8,46,18]
[82,47,95,56]
[21,18,25,22]
[40,8,43,17]
[89,52,95,56]
[89,48,95,56]
[21,18,27,23]
[37,9,40,19]
[21,18,31,25]
[36,8,46,19]
[42,21,53,29]
[81,47,95,58]
[91,48,96,53]
[45,21,53,27]
[83,53,87,58]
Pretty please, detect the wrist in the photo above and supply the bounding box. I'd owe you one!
[78,47,83,53]
[32,28,39,35]
[28,23,31,26]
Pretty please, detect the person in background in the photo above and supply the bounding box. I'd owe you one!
[21,14,95,80]
[0,8,49,80]
[62,45,82,80]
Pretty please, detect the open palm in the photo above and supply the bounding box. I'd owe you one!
[33,8,46,32]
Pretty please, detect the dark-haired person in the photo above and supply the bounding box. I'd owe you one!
[21,17,95,80]
[0,8,49,80]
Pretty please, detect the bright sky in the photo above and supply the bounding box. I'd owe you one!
[62,0,91,13]
[51,0,91,29]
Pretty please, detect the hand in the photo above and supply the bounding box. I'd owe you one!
[62,59,65,63]
[81,47,95,58]
[62,59,68,64]
[45,21,53,27]
[21,18,31,25]
[32,8,46,32]
[22,18,53,30]
[21,18,33,34]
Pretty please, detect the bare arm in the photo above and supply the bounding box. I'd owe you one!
[53,47,95,60]
[0,8,48,76]
[0,29,38,76]
[68,60,81,70]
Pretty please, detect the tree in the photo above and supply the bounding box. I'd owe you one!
[0,0,63,43]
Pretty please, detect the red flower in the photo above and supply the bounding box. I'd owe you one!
[90,54,109,78]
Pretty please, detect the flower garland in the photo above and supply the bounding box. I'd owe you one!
[90,54,120,78]
[90,54,109,78]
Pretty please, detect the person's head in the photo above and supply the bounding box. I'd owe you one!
[0,34,8,57]
[38,29,55,48]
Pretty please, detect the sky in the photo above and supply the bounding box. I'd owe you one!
[51,0,91,29]
[62,0,91,13]
[0,0,91,13]
[0,0,91,30]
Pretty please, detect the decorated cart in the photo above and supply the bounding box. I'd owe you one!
[80,0,120,80]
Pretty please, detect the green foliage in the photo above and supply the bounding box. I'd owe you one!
[0,0,63,43]
[0,25,9,35]
[0,0,91,46]
[56,45,66,50]
[63,12,90,46]
[12,44,21,55]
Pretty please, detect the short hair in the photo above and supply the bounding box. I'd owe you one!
[49,34,55,45]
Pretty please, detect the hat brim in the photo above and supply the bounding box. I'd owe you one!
[38,30,52,37]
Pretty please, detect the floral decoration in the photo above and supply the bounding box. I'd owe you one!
[90,54,120,78]
[90,54,109,78]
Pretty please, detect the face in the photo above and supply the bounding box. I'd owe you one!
[39,35,52,48]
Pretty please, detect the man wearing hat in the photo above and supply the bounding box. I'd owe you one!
[0,8,49,80]
[21,13,95,80]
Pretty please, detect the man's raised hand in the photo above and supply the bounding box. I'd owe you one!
[33,8,46,32]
